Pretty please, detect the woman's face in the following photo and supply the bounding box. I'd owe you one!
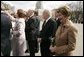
[57,12,66,24]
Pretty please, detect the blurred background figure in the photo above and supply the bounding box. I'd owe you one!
[39,10,57,56]
[25,9,40,56]
[1,2,12,56]
[11,9,27,56]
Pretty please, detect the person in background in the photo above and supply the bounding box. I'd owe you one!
[34,10,40,53]
[1,4,12,56]
[38,10,57,56]
[25,9,39,56]
[6,9,27,56]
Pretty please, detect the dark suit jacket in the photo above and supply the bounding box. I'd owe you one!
[1,12,12,39]
[25,16,40,53]
[39,18,57,55]
[1,12,12,54]
[25,16,40,41]
[40,18,57,40]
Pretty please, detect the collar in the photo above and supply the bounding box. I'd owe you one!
[30,13,34,18]
[61,19,71,28]
[55,18,59,21]
[46,17,51,23]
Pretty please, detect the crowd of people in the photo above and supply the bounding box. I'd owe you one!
[1,5,78,56]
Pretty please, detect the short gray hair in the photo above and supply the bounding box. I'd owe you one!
[43,9,51,17]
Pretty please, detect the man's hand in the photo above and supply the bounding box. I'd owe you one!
[49,45,56,53]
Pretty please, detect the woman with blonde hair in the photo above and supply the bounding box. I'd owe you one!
[49,6,78,56]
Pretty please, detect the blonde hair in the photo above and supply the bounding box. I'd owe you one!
[57,6,71,17]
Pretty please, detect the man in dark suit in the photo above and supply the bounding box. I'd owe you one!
[38,10,57,56]
[1,11,12,56]
[25,10,40,56]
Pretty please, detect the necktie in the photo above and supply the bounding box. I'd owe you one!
[42,20,46,29]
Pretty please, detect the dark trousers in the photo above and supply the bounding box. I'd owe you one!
[27,39,38,56]
[40,39,52,56]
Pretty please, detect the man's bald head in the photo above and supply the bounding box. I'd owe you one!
[26,9,34,17]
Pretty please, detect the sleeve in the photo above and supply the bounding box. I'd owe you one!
[55,27,78,54]
[35,19,40,37]
[7,15,12,29]
[13,21,21,37]
[39,29,43,38]
[18,22,25,35]
[30,19,36,30]
[48,21,57,38]
[52,21,57,38]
